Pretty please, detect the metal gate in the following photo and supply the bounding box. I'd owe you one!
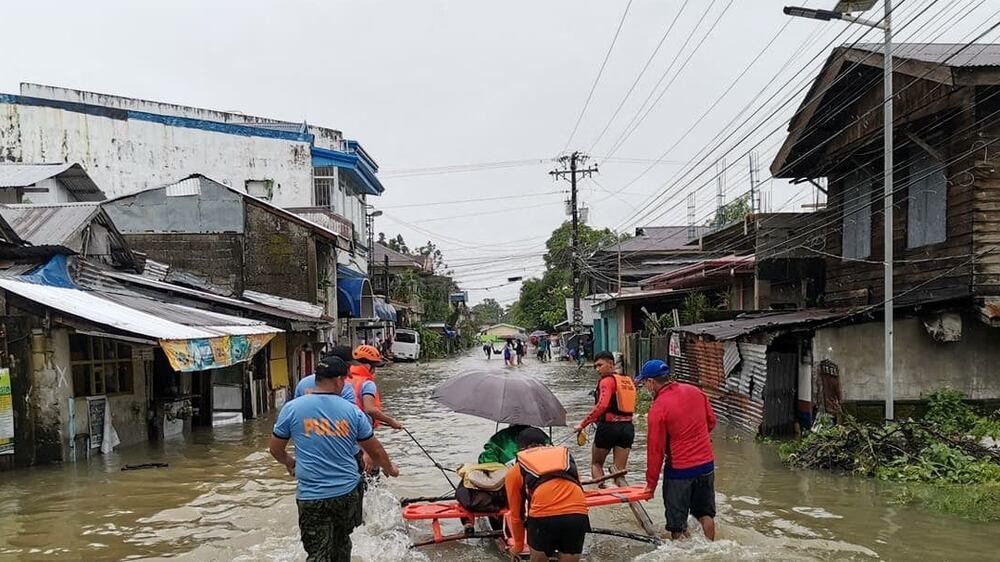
[762,351,797,436]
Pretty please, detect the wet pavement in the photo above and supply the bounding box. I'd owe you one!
[1,351,999,561]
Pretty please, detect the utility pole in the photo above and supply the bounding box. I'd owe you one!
[551,152,598,335]
[687,193,696,241]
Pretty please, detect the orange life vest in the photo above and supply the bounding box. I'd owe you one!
[516,446,581,496]
[350,364,383,429]
[597,374,637,421]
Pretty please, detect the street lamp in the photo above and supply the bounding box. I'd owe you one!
[785,0,895,422]
[365,208,383,279]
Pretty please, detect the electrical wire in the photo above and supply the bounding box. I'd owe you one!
[585,0,693,153]
[562,0,635,153]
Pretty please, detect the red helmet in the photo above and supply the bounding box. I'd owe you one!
[353,344,386,366]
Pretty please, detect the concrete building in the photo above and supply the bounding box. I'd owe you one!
[102,175,361,344]
[0,83,385,274]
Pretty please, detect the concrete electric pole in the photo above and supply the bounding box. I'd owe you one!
[551,152,598,335]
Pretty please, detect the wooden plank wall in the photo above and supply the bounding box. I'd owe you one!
[972,86,1000,296]
[822,109,977,307]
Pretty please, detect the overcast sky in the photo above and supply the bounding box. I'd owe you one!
[4,0,996,306]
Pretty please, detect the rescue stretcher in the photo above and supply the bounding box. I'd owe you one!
[403,484,656,558]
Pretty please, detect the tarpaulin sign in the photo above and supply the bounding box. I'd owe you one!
[668,333,681,358]
[160,333,275,372]
[0,369,13,455]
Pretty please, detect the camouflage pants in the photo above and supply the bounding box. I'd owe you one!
[296,487,361,562]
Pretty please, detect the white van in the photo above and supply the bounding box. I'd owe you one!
[392,329,420,361]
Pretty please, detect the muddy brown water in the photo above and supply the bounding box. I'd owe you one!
[1,351,998,561]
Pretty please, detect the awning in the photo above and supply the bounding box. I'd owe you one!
[311,144,384,196]
[374,297,397,322]
[336,265,374,318]
[0,275,280,372]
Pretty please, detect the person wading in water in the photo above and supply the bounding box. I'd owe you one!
[270,356,399,561]
[639,359,718,541]
[505,427,590,562]
[573,351,637,483]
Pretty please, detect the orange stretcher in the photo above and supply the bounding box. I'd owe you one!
[403,484,654,554]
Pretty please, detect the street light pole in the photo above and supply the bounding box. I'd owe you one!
[784,0,893,421]
[882,0,894,422]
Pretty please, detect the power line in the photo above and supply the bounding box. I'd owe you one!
[562,0,635,153]
[380,190,563,210]
[603,0,737,159]
[585,0,693,153]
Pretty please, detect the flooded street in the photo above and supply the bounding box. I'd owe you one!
[2,351,998,562]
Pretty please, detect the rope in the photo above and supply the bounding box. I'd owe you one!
[404,428,459,490]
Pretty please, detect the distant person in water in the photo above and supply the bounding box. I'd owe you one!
[503,340,515,366]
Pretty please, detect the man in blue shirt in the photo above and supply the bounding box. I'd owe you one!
[293,345,357,401]
[270,356,399,562]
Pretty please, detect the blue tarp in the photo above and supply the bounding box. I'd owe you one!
[18,254,78,289]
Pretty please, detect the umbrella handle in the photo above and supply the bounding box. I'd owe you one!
[404,428,459,491]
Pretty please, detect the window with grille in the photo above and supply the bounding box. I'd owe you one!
[71,335,134,397]
[841,170,873,260]
[313,167,337,208]
[907,152,947,248]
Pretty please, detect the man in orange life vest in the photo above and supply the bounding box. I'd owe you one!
[505,427,590,562]
[350,345,403,431]
[573,351,637,481]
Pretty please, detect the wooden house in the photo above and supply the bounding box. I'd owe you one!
[772,43,1000,311]
[770,43,1000,414]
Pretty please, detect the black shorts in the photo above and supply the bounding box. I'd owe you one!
[526,514,591,556]
[594,421,635,450]
[663,472,716,533]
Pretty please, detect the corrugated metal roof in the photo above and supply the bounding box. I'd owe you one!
[600,226,709,254]
[0,203,100,249]
[0,277,278,340]
[142,259,170,281]
[100,269,330,324]
[0,163,104,200]
[855,43,1000,68]
[0,163,76,188]
[243,290,325,319]
[674,309,846,341]
[372,243,427,269]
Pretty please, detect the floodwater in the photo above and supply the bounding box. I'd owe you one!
[1,352,998,562]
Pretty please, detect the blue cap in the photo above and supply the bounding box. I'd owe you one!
[635,359,670,383]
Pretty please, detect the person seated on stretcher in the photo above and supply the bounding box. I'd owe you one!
[478,424,550,465]
[454,426,552,528]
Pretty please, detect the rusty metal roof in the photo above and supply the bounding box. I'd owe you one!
[855,43,1000,68]
[0,203,101,249]
[674,309,846,341]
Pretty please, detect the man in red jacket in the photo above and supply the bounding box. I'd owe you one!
[638,359,717,541]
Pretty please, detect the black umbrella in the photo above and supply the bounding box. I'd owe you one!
[431,370,567,427]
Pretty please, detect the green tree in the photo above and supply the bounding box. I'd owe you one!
[416,240,448,273]
[708,194,751,228]
[387,234,410,254]
[470,298,504,327]
[421,274,457,322]
[680,292,709,325]
[510,222,619,330]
